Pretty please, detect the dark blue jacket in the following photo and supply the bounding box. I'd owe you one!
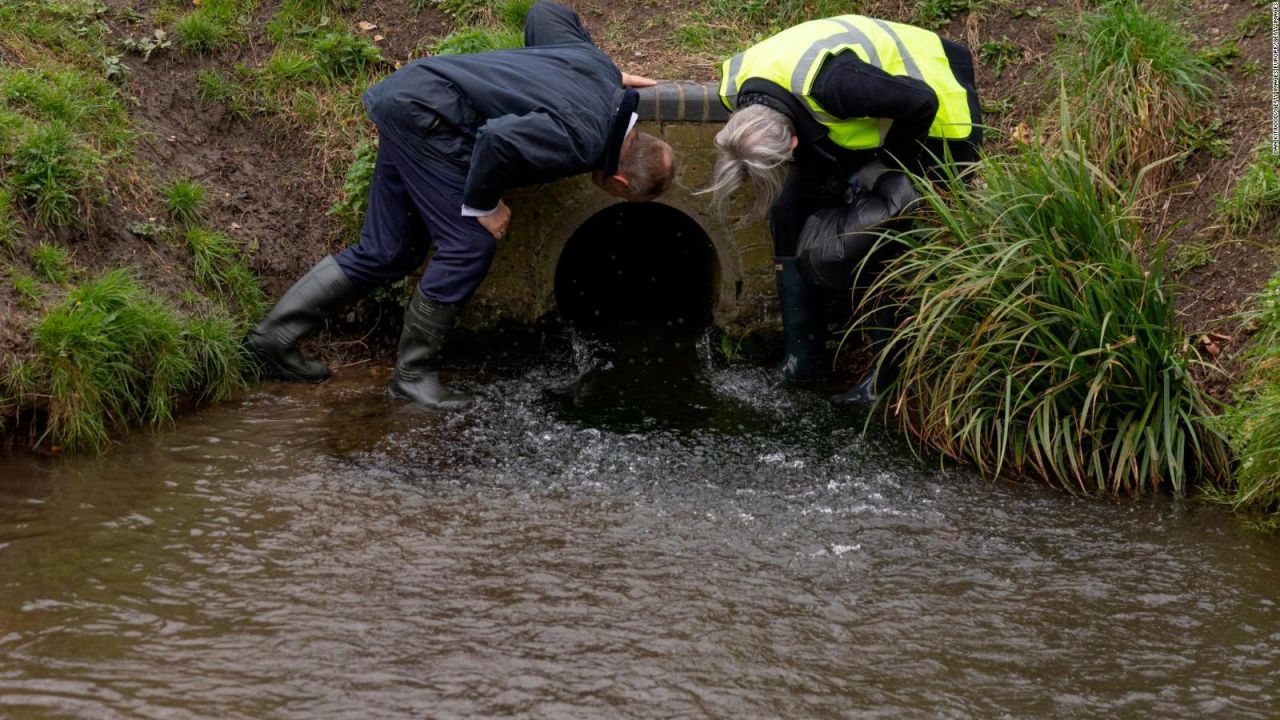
[362,1,638,211]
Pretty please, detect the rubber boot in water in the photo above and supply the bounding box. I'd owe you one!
[775,256,831,383]
[387,288,475,411]
[245,255,360,384]
[832,301,903,408]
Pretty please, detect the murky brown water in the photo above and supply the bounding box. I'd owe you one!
[2,344,1278,718]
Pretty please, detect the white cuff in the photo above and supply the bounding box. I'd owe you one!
[461,204,497,218]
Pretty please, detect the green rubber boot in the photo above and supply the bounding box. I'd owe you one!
[387,288,475,411]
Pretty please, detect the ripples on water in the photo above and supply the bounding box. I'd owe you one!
[1,333,1278,718]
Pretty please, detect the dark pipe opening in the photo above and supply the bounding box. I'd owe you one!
[554,203,718,337]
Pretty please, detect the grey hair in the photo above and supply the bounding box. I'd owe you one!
[699,104,795,216]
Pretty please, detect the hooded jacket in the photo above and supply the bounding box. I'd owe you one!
[362,1,638,212]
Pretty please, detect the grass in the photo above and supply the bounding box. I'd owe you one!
[0,187,21,252]
[857,122,1228,496]
[22,269,245,452]
[10,270,42,310]
[29,242,72,284]
[979,38,1021,78]
[165,177,207,227]
[1219,274,1280,527]
[1055,0,1216,191]
[1219,146,1280,239]
[186,227,266,323]
[913,0,977,29]
[173,0,256,54]
[7,122,102,229]
[432,27,523,55]
[174,11,228,53]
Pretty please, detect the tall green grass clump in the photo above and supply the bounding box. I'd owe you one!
[175,11,227,53]
[1056,0,1215,188]
[165,177,206,226]
[1220,145,1280,238]
[7,122,102,229]
[26,270,245,452]
[861,130,1227,495]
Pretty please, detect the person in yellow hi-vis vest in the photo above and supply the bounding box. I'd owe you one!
[705,15,981,405]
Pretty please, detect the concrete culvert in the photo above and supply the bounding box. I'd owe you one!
[554,203,718,337]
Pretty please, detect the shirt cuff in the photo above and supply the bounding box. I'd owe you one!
[461,204,498,218]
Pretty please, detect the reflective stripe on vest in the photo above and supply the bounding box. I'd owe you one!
[719,15,973,149]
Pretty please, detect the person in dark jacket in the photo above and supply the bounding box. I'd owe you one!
[245,1,675,410]
[705,15,981,404]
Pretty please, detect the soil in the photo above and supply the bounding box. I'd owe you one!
[2,0,1276,431]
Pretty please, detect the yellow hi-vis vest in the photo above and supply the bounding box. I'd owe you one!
[718,15,973,150]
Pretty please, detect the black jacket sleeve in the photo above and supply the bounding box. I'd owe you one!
[462,111,597,210]
[523,1,595,47]
[809,51,939,167]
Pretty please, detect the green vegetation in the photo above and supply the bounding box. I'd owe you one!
[430,0,529,55]
[432,27,523,55]
[175,11,227,53]
[18,270,245,452]
[186,227,266,324]
[10,271,43,310]
[1219,146,1280,239]
[979,38,1020,78]
[912,0,977,29]
[329,138,377,231]
[1219,275,1280,527]
[1056,0,1216,188]
[165,177,207,227]
[29,242,72,284]
[173,0,256,54]
[675,0,854,55]
[0,187,21,251]
[861,126,1227,495]
[7,122,102,229]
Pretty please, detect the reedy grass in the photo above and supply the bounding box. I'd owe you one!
[29,242,72,284]
[1055,0,1216,191]
[857,127,1228,496]
[165,177,207,227]
[26,270,246,452]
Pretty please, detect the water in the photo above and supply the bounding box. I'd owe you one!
[1,332,1278,718]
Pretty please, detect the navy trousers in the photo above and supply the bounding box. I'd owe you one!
[335,135,497,304]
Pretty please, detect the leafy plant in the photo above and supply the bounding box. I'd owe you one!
[121,29,172,60]
[979,38,1021,78]
[328,138,377,230]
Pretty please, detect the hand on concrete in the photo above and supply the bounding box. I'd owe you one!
[622,72,657,88]
[478,200,512,240]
